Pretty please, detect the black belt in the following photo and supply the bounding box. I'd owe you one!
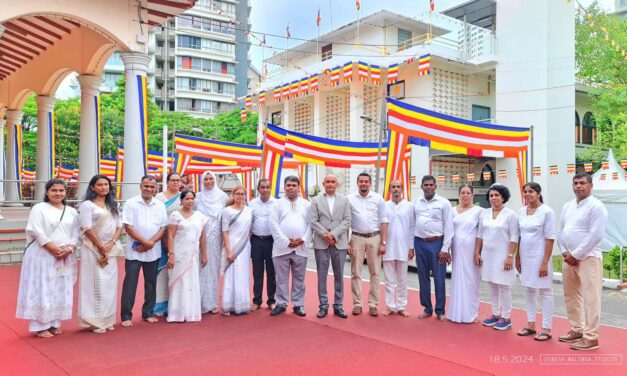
[417,235,444,242]
[352,231,380,238]
[252,234,273,240]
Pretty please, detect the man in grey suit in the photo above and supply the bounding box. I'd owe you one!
[309,174,352,319]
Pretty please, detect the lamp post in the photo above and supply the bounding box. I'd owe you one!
[360,115,386,193]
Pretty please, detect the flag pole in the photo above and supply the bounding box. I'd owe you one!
[529,125,534,183]
[162,124,168,192]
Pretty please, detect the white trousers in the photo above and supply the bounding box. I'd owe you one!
[29,319,61,332]
[383,260,408,311]
[488,282,512,319]
[524,287,554,329]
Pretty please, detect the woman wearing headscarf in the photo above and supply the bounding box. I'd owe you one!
[195,171,228,314]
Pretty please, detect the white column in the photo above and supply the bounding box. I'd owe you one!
[4,110,23,205]
[34,96,56,199]
[77,75,104,197]
[0,109,5,202]
[121,52,150,199]
[312,91,323,190]
[282,98,294,131]
[349,79,365,193]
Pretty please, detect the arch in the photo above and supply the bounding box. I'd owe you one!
[9,88,36,110]
[40,68,75,97]
[575,110,581,143]
[575,111,580,126]
[85,43,119,75]
[582,112,596,145]
[480,163,495,187]
[582,112,595,127]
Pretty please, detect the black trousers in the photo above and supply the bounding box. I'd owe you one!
[250,235,276,305]
[120,259,159,321]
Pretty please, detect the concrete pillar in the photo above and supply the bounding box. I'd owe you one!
[312,90,323,190]
[349,79,366,193]
[0,109,5,201]
[5,110,23,205]
[34,96,56,199]
[77,75,104,197]
[495,0,575,215]
[121,52,150,199]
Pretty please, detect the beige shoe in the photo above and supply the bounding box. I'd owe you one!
[352,306,362,315]
[571,338,599,351]
[369,307,379,317]
[558,330,583,343]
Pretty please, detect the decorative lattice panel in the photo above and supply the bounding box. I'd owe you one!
[431,156,476,189]
[293,100,313,134]
[362,84,379,142]
[324,92,350,193]
[432,68,468,119]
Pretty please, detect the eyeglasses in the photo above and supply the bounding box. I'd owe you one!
[169,179,181,182]
[234,192,246,196]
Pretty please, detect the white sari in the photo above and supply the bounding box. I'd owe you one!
[196,171,228,313]
[167,210,208,322]
[221,206,252,314]
[154,191,182,316]
[16,203,79,331]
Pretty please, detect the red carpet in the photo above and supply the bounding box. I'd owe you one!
[0,260,624,375]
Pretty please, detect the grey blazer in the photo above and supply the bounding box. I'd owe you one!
[308,193,352,250]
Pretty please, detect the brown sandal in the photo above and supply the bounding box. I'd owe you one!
[517,327,537,336]
[534,332,552,341]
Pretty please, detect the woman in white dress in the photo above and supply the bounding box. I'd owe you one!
[78,175,123,334]
[516,182,556,341]
[474,184,519,331]
[196,171,227,314]
[221,187,253,315]
[154,172,182,317]
[16,179,79,338]
[166,190,208,322]
[447,184,483,323]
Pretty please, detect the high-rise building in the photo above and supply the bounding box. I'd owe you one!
[100,0,250,118]
[615,0,627,19]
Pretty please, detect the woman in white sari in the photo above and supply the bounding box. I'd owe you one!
[78,175,123,334]
[154,172,182,317]
[221,187,253,315]
[16,179,79,338]
[166,190,208,322]
[447,184,483,323]
[196,171,227,314]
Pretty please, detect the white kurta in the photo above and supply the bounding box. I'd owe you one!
[16,203,79,330]
[221,206,253,314]
[77,201,122,330]
[383,200,415,262]
[167,210,208,322]
[477,207,520,286]
[447,206,482,323]
[518,204,556,289]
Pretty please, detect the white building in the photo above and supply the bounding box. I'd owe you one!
[100,0,250,118]
[615,0,627,19]
[255,0,584,217]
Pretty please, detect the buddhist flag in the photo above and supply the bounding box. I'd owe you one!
[330,66,341,86]
[297,163,309,199]
[343,62,353,83]
[437,174,446,184]
[410,176,417,186]
[566,163,575,174]
[263,125,287,198]
[533,166,541,176]
[240,108,247,122]
[601,160,609,170]
[245,95,252,110]
[356,0,361,11]
[316,8,321,26]
[274,87,281,102]
[621,159,627,169]
[370,65,381,85]
[549,165,558,175]
[259,91,266,106]
[584,162,593,172]
[600,173,606,181]
[387,63,399,84]
[430,0,435,12]
[418,54,431,76]
[384,129,410,199]
[452,174,460,184]
[358,61,369,82]
[482,171,491,181]
[612,172,619,181]
[466,173,475,182]
[498,169,507,180]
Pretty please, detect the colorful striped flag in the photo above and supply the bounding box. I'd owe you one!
[621,159,627,169]
[297,163,309,199]
[274,87,281,102]
[245,95,252,110]
[309,74,319,92]
[240,108,247,122]
[498,170,507,179]
[430,0,435,12]
[600,173,606,181]
[259,91,266,106]
[137,75,149,175]
[533,166,541,176]
[100,158,117,180]
[316,7,322,26]
[22,168,35,181]
[418,54,431,76]
[452,174,460,184]
[330,66,341,86]
[356,0,361,11]
[584,162,593,172]
[466,173,475,182]
[437,174,446,184]
[384,129,409,199]
[612,172,619,181]
[358,61,369,82]
[601,160,609,170]
[262,125,287,198]
[387,63,399,84]
[410,176,417,185]
[482,171,491,181]
[549,165,558,175]
[566,163,575,174]
[343,62,353,83]
[370,65,381,85]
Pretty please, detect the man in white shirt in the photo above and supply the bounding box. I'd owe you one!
[382,180,415,317]
[269,176,311,317]
[413,175,453,321]
[309,174,351,319]
[348,172,388,317]
[557,173,608,351]
[249,179,276,311]
[120,176,168,327]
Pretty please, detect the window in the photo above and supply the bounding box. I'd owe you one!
[177,56,235,75]
[472,105,491,122]
[582,112,596,145]
[575,111,581,143]
[271,111,282,125]
[321,44,332,61]
[480,165,494,187]
[177,35,201,49]
[398,28,413,51]
[621,0,627,6]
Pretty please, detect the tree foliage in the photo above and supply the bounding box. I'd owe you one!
[575,3,627,163]
[17,76,257,168]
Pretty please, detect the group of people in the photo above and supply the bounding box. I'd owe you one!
[15,170,607,351]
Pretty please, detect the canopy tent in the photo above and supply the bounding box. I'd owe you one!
[592,149,627,251]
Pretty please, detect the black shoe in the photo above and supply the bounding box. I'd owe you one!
[293,306,306,317]
[271,305,286,316]
[317,308,328,318]
[333,308,348,319]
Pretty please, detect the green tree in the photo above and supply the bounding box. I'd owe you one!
[575,4,627,164]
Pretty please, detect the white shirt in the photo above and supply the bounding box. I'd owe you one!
[413,194,454,253]
[558,195,608,260]
[348,191,388,233]
[269,196,312,258]
[249,197,275,236]
[122,195,168,262]
[384,199,415,261]
[324,193,336,215]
